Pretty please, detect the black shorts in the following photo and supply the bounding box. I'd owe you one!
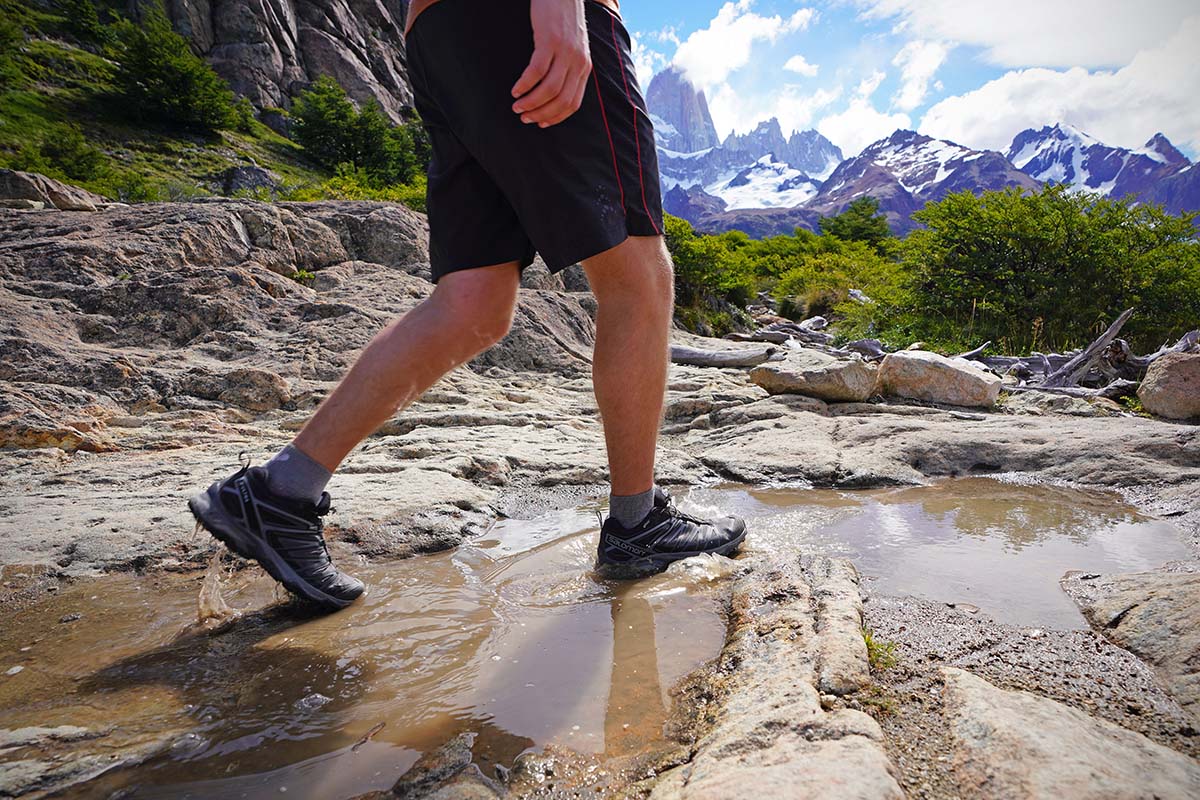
[405,0,664,283]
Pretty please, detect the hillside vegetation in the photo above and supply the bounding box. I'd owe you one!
[2,0,1196,356]
[668,191,1200,354]
[0,0,426,203]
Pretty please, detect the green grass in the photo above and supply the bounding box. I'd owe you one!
[863,627,899,671]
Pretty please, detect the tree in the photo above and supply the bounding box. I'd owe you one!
[819,196,893,254]
[292,76,420,186]
[108,8,237,131]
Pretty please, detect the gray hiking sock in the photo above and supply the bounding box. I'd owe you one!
[609,486,656,529]
[264,444,332,504]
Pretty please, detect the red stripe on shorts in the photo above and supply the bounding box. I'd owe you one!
[610,13,660,235]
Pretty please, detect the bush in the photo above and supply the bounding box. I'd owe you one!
[279,166,427,212]
[292,76,422,186]
[901,185,1200,352]
[819,196,894,255]
[56,0,108,44]
[107,8,237,132]
[10,123,109,181]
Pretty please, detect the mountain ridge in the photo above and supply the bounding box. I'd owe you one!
[648,69,1197,237]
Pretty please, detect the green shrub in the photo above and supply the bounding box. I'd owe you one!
[56,0,107,44]
[292,76,423,186]
[819,196,894,255]
[107,8,237,132]
[279,166,427,212]
[901,184,1200,352]
[10,123,109,181]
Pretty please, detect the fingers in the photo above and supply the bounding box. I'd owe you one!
[512,51,592,128]
[512,55,569,118]
[511,47,552,99]
[533,70,589,126]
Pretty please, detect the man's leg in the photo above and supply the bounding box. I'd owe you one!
[292,261,523,472]
[189,261,522,609]
[582,235,674,502]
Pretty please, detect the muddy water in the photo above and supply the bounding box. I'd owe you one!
[684,477,1191,629]
[0,504,734,799]
[0,477,1190,798]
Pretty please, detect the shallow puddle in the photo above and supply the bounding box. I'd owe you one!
[0,477,1189,798]
[686,476,1191,629]
[0,503,732,799]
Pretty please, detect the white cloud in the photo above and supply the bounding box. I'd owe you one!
[891,40,948,111]
[853,0,1195,68]
[817,71,911,156]
[784,55,819,77]
[673,0,817,87]
[919,16,1200,153]
[709,82,842,140]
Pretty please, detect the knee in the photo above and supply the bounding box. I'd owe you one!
[589,236,675,309]
[432,272,519,347]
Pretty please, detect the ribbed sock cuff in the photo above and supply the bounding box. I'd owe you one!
[264,443,332,504]
[609,486,655,528]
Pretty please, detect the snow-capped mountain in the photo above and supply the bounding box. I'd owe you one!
[1007,124,1189,199]
[670,130,1038,236]
[647,68,841,212]
[813,130,1039,226]
[644,69,1197,237]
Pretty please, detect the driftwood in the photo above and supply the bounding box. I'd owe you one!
[1007,379,1140,400]
[953,341,993,360]
[1101,330,1200,381]
[724,330,790,345]
[1040,308,1135,388]
[670,344,779,368]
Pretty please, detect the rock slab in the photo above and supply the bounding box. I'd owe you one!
[0,169,108,211]
[1063,570,1200,723]
[877,350,1002,408]
[650,556,903,800]
[1138,352,1200,420]
[750,348,878,402]
[941,667,1200,799]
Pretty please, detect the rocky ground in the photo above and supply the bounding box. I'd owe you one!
[1,190,1198,798]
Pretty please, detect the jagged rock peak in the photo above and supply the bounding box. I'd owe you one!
[646,66,720,153]
[150,0,415,123]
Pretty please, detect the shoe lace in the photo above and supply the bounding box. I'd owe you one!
[661,492,707,525]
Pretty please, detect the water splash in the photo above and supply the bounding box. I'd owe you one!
[196,551,241,630]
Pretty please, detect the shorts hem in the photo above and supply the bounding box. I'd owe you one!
[431,248,537,284]
[540,217,662,273]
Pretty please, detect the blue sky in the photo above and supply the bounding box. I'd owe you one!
[618,0,1199,159]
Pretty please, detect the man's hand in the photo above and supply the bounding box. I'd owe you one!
[511,0,591,128]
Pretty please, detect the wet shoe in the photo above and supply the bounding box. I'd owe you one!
[187,464,364,610]
[597,486,747,569]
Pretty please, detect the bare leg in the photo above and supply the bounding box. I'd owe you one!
[293,262,522,471]
[581,236,674,496]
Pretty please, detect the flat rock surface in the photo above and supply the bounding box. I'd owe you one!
[1063,569,1200,723]
[649,556,904,799]
[941,666,1200,799]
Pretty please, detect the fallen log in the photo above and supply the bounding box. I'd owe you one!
[954,341,993,360]
[1007,379,1139,400]
[1040,308,1135,388]
[724,330,790,345]
[1101,330,1200,381]
[670,344,779,368]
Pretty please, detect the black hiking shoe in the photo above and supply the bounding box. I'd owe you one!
[597,487,747,569]
[188,464,364,610]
